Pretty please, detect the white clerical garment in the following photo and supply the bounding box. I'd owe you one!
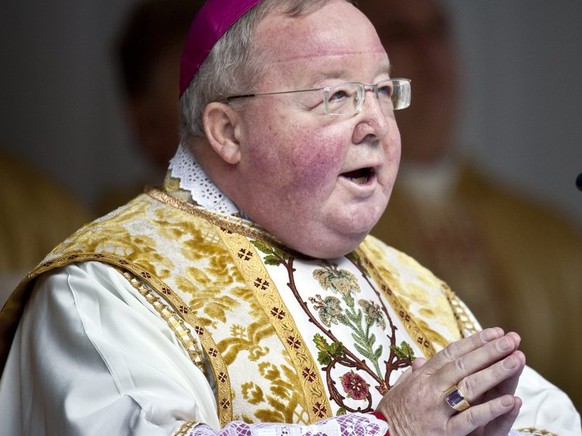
[0,144,579,436]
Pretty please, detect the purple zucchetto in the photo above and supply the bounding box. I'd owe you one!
[179,0,262,95]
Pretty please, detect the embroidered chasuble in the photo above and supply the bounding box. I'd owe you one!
[2,146,578,434]
[0,183,476,427]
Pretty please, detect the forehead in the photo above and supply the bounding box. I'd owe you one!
[253,0,389,83]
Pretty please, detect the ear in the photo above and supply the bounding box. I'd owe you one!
[203,102,242,165]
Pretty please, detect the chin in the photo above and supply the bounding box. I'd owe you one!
[345,210,384,236]
[291,231,369,260]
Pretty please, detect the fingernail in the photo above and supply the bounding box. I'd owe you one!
[503,356,517,369]
[499,337,512,351]
[501,396,514,407]
[509,332,521,344]
[481,328,497,342]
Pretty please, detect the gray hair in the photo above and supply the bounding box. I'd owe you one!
[180,0,350,140]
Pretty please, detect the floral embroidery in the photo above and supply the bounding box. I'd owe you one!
[309,295,342,327]
[313,263,360,297]
[359,300,386,330]
[231,324,246,338]
[239,361,311,423]
[251,244,416,412]
[311,263,388,377]
[390,341,415,361]
[340,371,370,401]
[314,334,345,366]
[21,191,454,426]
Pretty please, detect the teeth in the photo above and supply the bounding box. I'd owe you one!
[351,176,368,185]
[342,168,372,185]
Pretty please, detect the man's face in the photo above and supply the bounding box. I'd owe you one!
[230,0,401,258]
[359,0,459,164]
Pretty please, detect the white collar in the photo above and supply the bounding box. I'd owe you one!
[168,143,240,215]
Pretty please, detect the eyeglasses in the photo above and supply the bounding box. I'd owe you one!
[226,78,411,116]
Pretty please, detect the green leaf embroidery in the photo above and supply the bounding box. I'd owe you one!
[314,333,345,366]
[390,341,416,360]
[251,240,286,265]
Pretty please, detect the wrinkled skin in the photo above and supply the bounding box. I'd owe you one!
[378,328,525,435]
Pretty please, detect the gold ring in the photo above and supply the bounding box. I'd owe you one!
[444,384,471,412]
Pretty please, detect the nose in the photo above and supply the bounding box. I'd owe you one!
[352,88,392,144]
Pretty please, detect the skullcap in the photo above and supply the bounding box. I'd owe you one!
[179,0,261,95]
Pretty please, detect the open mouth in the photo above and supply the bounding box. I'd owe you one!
[341,167,375,185]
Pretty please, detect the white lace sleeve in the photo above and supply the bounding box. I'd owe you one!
[188,413,387,436]
[188,424,564,436]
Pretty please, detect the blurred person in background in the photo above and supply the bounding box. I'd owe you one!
[0,149,89,305]
[99,0,202,213]
[359,0,582,410]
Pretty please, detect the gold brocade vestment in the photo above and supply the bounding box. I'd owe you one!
[0,188,477,426]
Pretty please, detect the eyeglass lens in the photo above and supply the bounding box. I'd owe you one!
[323,80,410,115]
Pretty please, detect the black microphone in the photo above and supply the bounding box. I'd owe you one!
[577,172,582,191]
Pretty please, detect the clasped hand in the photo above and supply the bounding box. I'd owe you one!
[376,327,526,435]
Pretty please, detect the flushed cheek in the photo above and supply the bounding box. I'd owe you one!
[248,121,344,194]
[287,137,344,192]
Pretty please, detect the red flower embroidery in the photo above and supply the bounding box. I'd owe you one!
[340,371,369,400]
